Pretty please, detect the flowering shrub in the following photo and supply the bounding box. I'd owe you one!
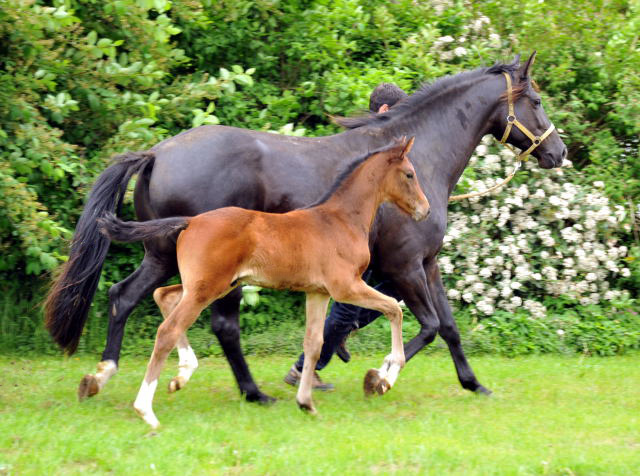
[441,136,633,320]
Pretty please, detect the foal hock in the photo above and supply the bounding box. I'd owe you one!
[100,137,429,428]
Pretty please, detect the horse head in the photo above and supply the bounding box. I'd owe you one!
[491,52,567,169]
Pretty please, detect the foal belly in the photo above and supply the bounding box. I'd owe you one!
[235,265,327,294]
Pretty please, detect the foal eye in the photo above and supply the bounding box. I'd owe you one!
[406,173,414,179]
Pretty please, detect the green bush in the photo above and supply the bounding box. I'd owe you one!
[0,0,637,356]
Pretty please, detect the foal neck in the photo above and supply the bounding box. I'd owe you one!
[316,152,391,237]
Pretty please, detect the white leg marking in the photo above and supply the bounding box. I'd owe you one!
[376,354,404,389]
[95,360,118,390]
[134,379,159,429]
[177,344,198,383]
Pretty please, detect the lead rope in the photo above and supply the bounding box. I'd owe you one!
[448,72,555,203]
[448,159,521,202]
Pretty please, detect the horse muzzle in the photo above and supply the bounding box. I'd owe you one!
[412,204,431,221]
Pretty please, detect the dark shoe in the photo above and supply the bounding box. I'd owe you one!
[336,336,351,363]
[283,366,334,391]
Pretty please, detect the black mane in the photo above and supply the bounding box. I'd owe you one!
[305,140,401,208]
[336,59,520,130]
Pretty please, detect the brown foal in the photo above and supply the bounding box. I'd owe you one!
[100,137,429,428]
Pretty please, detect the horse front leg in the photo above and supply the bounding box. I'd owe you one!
[332,281,405,396]
[210,287,276,404]
[78,253,176,400]
[296,293,330,414]
[389,266,440,362]
[426,259,492,395]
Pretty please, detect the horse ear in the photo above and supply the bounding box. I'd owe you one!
[517,51,537,83]
[401,136,415,157]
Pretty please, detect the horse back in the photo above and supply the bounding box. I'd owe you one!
[138,125,349,221]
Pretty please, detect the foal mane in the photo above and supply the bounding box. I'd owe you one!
[336,59,522,130]
[304,140,401,208]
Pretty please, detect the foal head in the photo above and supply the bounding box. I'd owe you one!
[381,137,430,221]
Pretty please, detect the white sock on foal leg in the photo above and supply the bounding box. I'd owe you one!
[169,343,198,392]
[134,379,159,429]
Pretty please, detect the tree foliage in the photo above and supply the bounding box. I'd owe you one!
[0,0,637,353]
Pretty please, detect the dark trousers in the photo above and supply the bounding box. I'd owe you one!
[294,279,401,371]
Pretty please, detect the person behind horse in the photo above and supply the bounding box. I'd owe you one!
[284,82,409,390]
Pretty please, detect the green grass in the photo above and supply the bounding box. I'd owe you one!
[1,353,639,475]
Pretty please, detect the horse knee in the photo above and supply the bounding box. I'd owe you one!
[386,303,403,323]
[211,316,240,342]
[419,321,440,344]
[303,328,323,361]
[438,322,461,344]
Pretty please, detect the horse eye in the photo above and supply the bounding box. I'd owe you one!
[406,173,414,179]
[533,98,541,108]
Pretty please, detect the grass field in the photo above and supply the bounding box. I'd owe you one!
[1,353,639,475]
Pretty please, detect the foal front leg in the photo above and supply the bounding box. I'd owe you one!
[296,293,330,414]
[333,281,405,396]
[152,285,199,393]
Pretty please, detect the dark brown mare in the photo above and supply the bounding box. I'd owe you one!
[99,138,429,428]
[45,53,567,402]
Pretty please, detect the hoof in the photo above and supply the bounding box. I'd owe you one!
[296,399,317,415]
[375,378,391,395]
[475,385,493,396]
[363,369,381,396]
[245,391,277,405]
[134,405,160,430]
[168,377,185,393]
[78,374,99,401]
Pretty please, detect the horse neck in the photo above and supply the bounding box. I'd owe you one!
[317,155,389,237]
[357,74,505,200]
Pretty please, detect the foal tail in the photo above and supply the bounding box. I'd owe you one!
[98,213,190,243]
[44,151,154,354]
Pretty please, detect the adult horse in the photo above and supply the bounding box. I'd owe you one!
[46,53,567,402]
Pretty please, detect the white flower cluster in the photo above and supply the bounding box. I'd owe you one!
[441,136,631,318]
[430,9,501,62]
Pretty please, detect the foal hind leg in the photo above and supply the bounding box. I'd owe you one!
[426,260,491,395]
[331,281,405,396]
[134,293,211,429]
[78,253,176,400]
[152,285,199,394]
[210,288,276,404]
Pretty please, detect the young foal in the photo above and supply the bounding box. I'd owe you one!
[99,137,429,428]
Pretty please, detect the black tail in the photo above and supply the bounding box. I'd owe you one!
[98,213,189,243]
[44,151,154,354]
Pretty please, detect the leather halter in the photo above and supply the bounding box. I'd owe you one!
[499,72,555,161]
[448,72,556,202]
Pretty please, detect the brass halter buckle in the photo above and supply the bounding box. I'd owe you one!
[499,72,555,161]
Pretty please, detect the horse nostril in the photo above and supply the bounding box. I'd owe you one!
[562,146,568,159]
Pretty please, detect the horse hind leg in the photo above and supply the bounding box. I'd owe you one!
[134,268,235,429]
[78,253,176,400]
[426,260,491,395]
[210,288,276,404]
[134,281,229,429]
[152,285,198,394]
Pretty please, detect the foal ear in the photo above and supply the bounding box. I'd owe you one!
[401,136,415,157]
[517,51,537,83]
